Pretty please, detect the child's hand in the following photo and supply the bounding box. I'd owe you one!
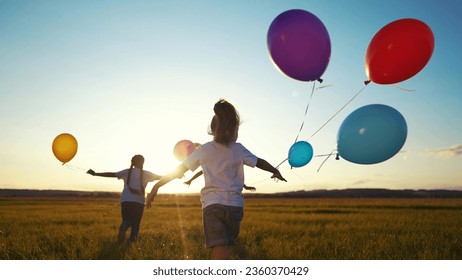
[86,169,96,176]
[146,187,159,209]
[271,171,287,182]
[243,185,256,192]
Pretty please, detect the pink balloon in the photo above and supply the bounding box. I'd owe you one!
[173,140,196,161]
[267,9,331,82]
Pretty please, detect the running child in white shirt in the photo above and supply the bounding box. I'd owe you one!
[146,99,286,259]
[87,154,162,244]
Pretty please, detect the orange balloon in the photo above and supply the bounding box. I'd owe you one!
[52,133,78,164]
[365,18,434,85]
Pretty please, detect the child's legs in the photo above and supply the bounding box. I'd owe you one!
[211,245,231,260]
[203,204,243,259]
[127,202,144,242]
[119,202,132,244]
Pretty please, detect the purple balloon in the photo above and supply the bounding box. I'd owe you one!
[267,9,331,82]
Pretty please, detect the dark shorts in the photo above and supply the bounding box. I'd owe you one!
[202,204,244,249]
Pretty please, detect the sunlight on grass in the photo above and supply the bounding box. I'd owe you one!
[1,196,461,259]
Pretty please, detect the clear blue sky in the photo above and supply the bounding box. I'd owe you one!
[0,0,461,194]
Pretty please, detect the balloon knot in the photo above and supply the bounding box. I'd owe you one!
[317,78,323,83]
[335,153,340,160]
[364,80,371,85]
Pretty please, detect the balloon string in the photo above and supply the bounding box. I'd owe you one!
[248,177,271,186]
[275,83,334,170]
[276,144,300,170]
[275,157,289,169]
[392,84,415,92]
[294,81,316,143]
[249,166,292,186]
[309,84,368,139]
[314,153,335,157]
[316,148,337,172]
[64,164,87,171]
[275,150,333,171]
[316,84,333,90]
[289,168,306,181]
[277,80,315,169]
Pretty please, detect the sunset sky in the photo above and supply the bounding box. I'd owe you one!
[1,0,461,194]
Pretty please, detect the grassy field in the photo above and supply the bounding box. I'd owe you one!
[0,195,461,260]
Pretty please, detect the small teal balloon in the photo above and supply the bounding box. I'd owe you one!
[337,104,407,164]
[288,141,314,168]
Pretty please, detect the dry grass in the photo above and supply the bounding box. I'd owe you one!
[1,195,461,259]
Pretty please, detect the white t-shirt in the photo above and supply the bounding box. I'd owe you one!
[115,168,158,204]
[183,141,258,208]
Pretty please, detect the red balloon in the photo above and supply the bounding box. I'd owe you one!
[365,18,434,85]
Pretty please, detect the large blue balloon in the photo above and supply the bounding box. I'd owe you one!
[288,141,314,168]
[337,104,407,164]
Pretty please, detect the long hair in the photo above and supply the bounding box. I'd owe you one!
[127,154,145,195]
[209,99,240,146]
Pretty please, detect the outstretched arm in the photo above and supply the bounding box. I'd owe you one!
[184,170,203,186]
[86,169,117,178]
[152,174,164,181]
[243,184,256,192]
[255,158,287,182]
[146,164,189,208]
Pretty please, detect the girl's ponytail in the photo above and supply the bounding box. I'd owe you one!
[127,155,145,195]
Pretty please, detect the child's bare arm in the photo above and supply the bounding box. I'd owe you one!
[256,158,286,182]
[146,164,188,208]
[184,170,204,186]
[86,169,117,178]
